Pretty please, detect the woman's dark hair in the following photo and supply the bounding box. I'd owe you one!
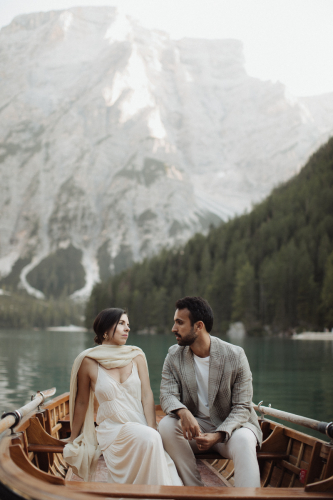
[175,296,214,333]
[93,308,126,345]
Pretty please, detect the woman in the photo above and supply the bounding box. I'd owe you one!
[63,308,182,486]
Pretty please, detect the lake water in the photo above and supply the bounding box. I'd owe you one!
[1,329,332,441]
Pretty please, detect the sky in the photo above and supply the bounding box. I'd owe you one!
[0,0,333,97]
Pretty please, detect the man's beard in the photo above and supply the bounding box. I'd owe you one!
[175,327,198,346]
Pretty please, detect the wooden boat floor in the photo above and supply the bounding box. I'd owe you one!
[196,459,227,487]
[69,456,226,487]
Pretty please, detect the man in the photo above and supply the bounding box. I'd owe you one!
[159,296,262,488]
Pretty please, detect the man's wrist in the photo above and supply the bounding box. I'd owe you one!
[216,431,226,443]
[175,408,187,416]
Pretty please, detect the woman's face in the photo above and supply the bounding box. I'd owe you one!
[103,313,130,346]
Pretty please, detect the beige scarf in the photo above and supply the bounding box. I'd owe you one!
[63,344,146,481]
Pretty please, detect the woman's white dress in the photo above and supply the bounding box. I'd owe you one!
[95,362,182,485]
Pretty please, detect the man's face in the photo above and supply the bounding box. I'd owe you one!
[172,308,198,346]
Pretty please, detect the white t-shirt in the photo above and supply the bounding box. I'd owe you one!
[193,354,210,419]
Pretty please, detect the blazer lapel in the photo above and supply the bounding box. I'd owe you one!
[208,336,225,408]
[181,346,198,408]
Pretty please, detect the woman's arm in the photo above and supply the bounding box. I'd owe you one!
[68,358,96,442]
[135,355,157,430]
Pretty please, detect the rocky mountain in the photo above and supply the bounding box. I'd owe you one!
[0,6,332,300]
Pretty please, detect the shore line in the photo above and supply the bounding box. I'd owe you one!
[46,325,87,332]
[292,332,333,340]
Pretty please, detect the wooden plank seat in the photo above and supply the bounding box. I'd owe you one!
[22,415,292,490]
[29,410,291,464]
[28,444,65,453]
[53,401,289,462]
[27,418,289,463]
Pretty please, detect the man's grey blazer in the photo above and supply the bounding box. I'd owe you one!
[160,336,262,446]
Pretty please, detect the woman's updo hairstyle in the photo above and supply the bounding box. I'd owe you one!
[93,308,126,345]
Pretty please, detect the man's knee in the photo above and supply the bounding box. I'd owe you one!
[229,428,257,457]
[158,414,180,439]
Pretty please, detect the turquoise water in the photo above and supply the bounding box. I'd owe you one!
[1,329,332,441]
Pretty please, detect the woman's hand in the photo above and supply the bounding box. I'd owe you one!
[61,437,74,443]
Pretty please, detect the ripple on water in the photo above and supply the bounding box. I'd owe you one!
[0,330,332,441]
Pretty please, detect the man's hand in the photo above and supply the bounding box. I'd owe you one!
[176,408,201,440]
[194,432,226,451]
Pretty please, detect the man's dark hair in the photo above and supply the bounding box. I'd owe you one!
[175,296,214,333]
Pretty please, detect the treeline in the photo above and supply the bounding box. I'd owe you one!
[86,137,333,334]
[0,291,84,329]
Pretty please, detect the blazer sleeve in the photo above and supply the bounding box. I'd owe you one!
[160,353,187,414]
[215,349,254,442]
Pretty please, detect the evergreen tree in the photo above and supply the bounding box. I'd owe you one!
[232,261,255,327]
[85,136,333,333]
[321,251,333,328]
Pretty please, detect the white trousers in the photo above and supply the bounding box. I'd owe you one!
[158,414,261,488]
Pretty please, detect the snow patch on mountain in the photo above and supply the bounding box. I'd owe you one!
[0,6,332,299]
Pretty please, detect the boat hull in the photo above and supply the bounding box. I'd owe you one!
[0,393,332,499]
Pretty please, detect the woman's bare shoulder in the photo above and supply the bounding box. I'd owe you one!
[79,356,98,373]
[133,351,145,359]
[133,352,146,367]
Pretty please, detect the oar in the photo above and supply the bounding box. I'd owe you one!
[0,388,56,434]
[253,401,333,439]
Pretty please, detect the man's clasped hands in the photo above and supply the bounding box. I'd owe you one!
[176,408,226,450]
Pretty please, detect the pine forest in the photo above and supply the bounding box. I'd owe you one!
[86,137,333,335]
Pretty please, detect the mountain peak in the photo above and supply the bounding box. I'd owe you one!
[0,7,332,300]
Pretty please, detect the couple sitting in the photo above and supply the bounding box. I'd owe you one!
[63,296,262,487]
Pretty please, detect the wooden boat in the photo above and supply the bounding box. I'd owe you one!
[0,389,332,499]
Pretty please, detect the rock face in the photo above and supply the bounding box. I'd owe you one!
[0,6,332,299]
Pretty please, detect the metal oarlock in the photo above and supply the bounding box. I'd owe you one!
[1,410,22,434]
[37,391,45,410]
[257,401,265,419]
[31,390,46,410]
[325,422,333,445]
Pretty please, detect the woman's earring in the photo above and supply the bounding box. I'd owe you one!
[103,334,108,340]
